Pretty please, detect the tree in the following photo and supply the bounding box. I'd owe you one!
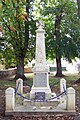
[0,0,36,80]
[74,0,80,84]
[34,0,80,77]
[77,0,80,18]
[55,13,64,76]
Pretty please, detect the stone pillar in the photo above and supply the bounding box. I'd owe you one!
[34,20,47,71]
[5,87,15,112]
[30,21,51,99]
[16,78,23,94]
[66,87,75,111]
[60,78,66,93]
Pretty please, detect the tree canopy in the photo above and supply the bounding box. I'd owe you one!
[0,0,80,77]
[0,0,36,79]
[33,0,80,76]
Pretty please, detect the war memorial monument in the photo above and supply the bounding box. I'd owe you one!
[5,21,76,114]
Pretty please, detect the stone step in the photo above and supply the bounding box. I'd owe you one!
[23,99,59,108]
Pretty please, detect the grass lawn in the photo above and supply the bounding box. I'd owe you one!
[0,72,80,101]
[0,72,79,99]
[24,72,80,86]
[0,73,80,87]
[0,72,80,98]
[0,80,16,87]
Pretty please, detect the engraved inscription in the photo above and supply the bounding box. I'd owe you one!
[35,92,45,100]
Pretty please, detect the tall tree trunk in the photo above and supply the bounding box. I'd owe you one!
[14,55,27,80]
[56,53,63,77]
[55,14,64,77]
[16,55,24,78]
[77,0,80,18]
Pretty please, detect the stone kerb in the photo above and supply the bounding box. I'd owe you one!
[16,78,23,94]
[5,87,15,112]
[66,87,75,111]
[60,78,66,93]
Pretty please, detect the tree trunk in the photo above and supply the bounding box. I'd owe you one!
[77,0,80,18]
[14,55,27,80]
[55,14,64,77]
[55,54,64,77]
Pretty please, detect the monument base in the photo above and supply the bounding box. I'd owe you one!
[30,86,51,99]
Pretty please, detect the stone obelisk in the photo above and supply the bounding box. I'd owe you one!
[30,21,51,99]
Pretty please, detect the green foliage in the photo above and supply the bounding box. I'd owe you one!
[1,0,27,51]
[0,36,16,68]
[0,0,80,69]
[34,0,80,62]
[0,0,27,66]
[0,0,36,68]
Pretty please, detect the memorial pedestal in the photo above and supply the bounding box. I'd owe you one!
[30,21,51,99]
[30,86,51,99]
[30,71,51,99]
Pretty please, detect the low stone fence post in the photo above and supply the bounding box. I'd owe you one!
[5,87,15,112]
[16,78,23,94]
[60,78,66,93]
[66,87,75,111]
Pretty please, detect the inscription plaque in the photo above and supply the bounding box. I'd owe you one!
[34,73,47,87]
[35,92,45,100]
